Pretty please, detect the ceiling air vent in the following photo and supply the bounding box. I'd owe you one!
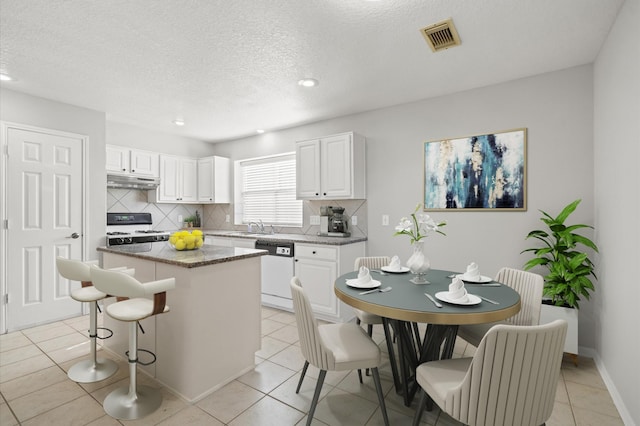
[420,18,461,52]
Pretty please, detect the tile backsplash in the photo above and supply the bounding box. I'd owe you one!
[107,189,367,237]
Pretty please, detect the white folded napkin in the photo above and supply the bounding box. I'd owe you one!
[388,255,402,271]
[350,266,373,285]
[462,262,481,281]
[448,277,469,302]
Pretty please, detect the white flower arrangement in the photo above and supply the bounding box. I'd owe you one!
[394,203,446,244]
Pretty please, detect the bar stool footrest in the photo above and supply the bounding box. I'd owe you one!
[95,327,114,340]
[125,348,157,366]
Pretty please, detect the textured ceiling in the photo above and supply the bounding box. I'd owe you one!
[0,0,624,142]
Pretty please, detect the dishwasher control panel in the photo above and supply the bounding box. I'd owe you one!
[276,246,291,256]
[255,240,294,257]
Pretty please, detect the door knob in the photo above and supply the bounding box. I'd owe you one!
[67,232,80,239]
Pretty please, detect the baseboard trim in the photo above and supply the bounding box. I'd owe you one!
[579,346,635,426]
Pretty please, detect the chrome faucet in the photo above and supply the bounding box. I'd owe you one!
[248,220,265,233]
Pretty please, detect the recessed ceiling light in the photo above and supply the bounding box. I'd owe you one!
[298,78,319,88]
[0,73,13,81]
[173,119,185,126]
[256,129,265,134]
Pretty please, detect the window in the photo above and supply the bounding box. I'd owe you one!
[235,153,303,227]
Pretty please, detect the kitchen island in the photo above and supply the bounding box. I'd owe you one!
[97,243,267,402]
[203,230,367,322]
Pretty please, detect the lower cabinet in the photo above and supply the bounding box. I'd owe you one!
[294,242,365,323]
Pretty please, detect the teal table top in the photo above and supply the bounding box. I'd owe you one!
[335,269,521,325]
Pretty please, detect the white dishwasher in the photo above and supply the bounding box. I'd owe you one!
[256,240,295,311]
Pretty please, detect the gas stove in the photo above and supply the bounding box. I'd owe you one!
[106,212,170,246]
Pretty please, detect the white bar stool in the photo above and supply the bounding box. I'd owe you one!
[90,266,175,420]
[56,257,123,383]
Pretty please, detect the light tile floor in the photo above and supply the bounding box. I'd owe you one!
[0,307,624,425]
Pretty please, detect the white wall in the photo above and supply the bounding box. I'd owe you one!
[0,89,107,258]
[106,121,213,158]
[0,90,213,255]
[214,64,596,333]
[594,0,640,423]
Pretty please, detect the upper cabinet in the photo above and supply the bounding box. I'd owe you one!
[148,154,231,204]
[296,132,365,200]
[106,145,159,177]
[197,156,231,203]
[152,155,198,203]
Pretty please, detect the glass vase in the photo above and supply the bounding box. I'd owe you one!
[406,240,431,284]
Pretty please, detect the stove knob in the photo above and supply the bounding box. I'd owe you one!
[117,238,125,245]
[125,237,133,244]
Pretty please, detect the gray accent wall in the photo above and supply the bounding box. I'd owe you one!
[214,65,596,301]
[594,0,639,423]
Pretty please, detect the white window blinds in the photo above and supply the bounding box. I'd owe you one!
[238,153,302,226]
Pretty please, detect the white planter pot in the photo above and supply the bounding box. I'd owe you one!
[540,303,578,355]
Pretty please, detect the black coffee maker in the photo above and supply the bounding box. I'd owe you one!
[329,207,350,236]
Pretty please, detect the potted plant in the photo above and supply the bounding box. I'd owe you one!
[521,199,598,356]
[184,211,202,228]
[184,215,197,228]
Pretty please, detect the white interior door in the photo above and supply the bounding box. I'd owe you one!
[5,125,85,331]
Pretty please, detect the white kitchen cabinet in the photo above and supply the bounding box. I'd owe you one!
[296,132,366,200]
[106,145,159,177]
[198,156,231,203]
[150,154,198,203]
[294,242,365,322]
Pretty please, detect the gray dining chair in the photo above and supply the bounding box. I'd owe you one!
[290,277,390,426]
[413,320,567,426]
[457,267,544,347]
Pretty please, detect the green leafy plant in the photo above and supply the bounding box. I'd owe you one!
[521,199,598,309]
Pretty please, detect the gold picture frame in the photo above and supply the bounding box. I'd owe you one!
[423,128,527,211]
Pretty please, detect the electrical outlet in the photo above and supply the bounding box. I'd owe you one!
[382,215,389,226]
[310,215,320,225]
[178,214,183,223]
[351,215,358,226]
[225,214,230,222]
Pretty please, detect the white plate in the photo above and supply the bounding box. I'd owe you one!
[346,279,381,289]
[435,291,482,306]
[456,274,493,284]
[381,266,410,274]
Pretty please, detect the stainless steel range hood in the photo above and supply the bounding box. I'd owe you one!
[107,174,160,189]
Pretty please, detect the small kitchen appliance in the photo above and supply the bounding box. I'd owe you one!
[318,206,351,237]
[106,212,170,246]
[329,207,350,236]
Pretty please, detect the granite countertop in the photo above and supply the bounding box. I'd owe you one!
[97,242,267,268]
[203,230,367,246]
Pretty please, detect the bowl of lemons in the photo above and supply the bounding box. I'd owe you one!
[168,230,204,251]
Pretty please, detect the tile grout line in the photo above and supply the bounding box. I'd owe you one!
[2,311,624,426]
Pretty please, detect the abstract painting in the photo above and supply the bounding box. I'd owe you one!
[423,128,526,211]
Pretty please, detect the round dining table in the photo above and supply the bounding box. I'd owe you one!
[334,268,521,406]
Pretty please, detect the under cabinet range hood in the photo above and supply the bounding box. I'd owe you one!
[106,174,160,189]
